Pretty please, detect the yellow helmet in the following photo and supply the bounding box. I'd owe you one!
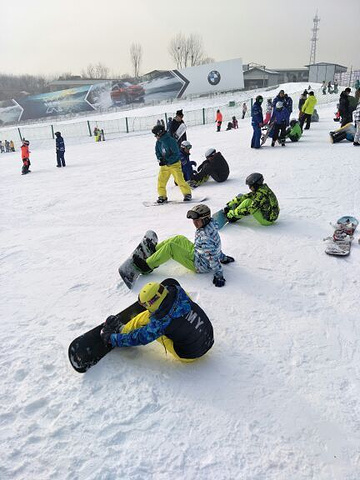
[138,282,168,313]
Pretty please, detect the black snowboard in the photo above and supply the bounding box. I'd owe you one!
[68,301,146,373]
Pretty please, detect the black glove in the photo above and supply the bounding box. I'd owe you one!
[213,275,226,287]
[221,255,235,264]
[223,206,230,214]
[227,216,238,223]
[100,326,113,346]
[159,159,166,166]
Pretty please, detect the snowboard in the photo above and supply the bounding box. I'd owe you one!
[118,230,158,289]
[260,121,275,145]
[212,209,228,230]
[68,301,146,373]
[143,196,207,207]
[174,123,186,141]
[324,216,358,256]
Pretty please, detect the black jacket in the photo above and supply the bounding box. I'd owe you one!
[193,152,230,183]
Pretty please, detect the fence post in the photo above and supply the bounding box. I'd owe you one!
[87,121,92,136]
[202,108,205,125]
[17,128,22,141]
[51,125,54,139]
[125,117,129,133]
[164,113,168,125]
[251,98,254,109]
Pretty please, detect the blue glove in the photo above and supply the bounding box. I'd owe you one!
[221,255,235,264]
[213,275,226,287]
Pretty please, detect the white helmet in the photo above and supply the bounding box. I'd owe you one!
[275,101,283,109]
[181,140,192,149]
[205,148,216,158]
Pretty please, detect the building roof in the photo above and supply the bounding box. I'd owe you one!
[244,66,279,75]
[305,62,347,70]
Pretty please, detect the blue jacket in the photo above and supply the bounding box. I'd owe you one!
[56,136,65,152]
[194,218,225,278]
[271,107,288,125]
[179,150,196,181]
[251,101,263,126]
[110,284,214,359]
[155,132,181,165]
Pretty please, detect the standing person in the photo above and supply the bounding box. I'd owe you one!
[215,109,223,132]
[21,139,31,175]
[241,102,248,119]
[5,140,10,152]
[101,129,105,141]
[151,124,192,203]
[179,140,196,181]
[353,101,360,146]
[9,140,15,152]
[263,99,273,125]
[170,110,187,146]
[333,79,339,94]
[0,140,4,153]
[322,81,327,95]
[132,204,234,288]
[298,90,308,118]
[299,91,317,131]
[283,94,293,126]
[251,95,263,149]
[223,173,279,226]
[339,88,352,126]
[100,278,214,362]
[55,131,66,168]
[270,101,287,147]
[327,81,332,94]
[189,148,230,187]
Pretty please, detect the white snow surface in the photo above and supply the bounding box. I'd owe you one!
[1,88,360,480]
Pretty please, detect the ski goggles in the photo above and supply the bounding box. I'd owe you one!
[187,210,203,220]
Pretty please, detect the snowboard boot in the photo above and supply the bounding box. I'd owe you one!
[183,194,192,202]
[144,236,157,256]
[271,141,275,147]
[157,196,168,204]
[133,254,153,274]
[353,142,360,146]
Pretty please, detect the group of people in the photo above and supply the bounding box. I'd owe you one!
[321,80,339,95]
[330,87,360,146]
[0,139,15,153]
[20,131,67,175]
[151,109,231,203]
[93,126,105,142]
[103,170,279,362]
[251,89,318,149]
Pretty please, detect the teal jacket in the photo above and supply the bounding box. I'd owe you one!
[155,132,181,166]
[227,184,280,222]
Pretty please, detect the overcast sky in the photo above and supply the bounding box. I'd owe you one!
[1,0,359,78]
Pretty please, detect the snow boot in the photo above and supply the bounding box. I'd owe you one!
[133,254,153,274]
[157,196,168,204]
[183,194,192,201]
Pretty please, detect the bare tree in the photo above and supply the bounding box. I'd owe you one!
[81,62,110,79]
[130,43,143,78]
[169,33,207,68]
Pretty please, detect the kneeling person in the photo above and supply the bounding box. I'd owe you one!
[101,278,214,362]
[224,173,279,225]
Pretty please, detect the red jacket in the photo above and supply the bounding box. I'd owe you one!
[216,111,223,123]
[21,144,30,159]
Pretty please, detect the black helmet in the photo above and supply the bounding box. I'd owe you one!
[246,172,264,189]
[289,119,298,127]
[256,95,263,103]
[187,204,211,225]
[151,124,165,137]
[55,131,61,137]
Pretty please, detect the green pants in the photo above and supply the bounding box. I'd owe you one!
[236,198,274,226]
[146,235,197,272]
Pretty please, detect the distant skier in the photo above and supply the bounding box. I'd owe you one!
[223,173,279,226]
[241,103,248,119]
[100,278,214,362]
[151,124,192,203]
[251,95,264,149]
[215,109,223,132]
[9,140,15,152]
[55,131,66,167]
[21,139,31,175]
[270,101,287,147]
[179,140,196,181]
[189,148,229,187]
[299,91,317,131]
[132,204,234,287]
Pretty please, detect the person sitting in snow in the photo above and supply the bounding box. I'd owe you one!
[188,148,229,187]
[285,119,302,142]
[329,123,356,144]
[132,204,234,288]
[223,173,279,226]
[100,278,214,362]
[179,140,197,181]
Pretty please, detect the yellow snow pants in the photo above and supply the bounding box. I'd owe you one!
[158,161,191,198]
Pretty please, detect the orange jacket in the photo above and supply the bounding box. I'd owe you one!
[21,144,30,159]
[216,111,223,122]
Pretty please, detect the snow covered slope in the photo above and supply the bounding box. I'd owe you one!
[1,93,359,480]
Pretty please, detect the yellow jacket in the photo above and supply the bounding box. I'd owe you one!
[302,95,317,115]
